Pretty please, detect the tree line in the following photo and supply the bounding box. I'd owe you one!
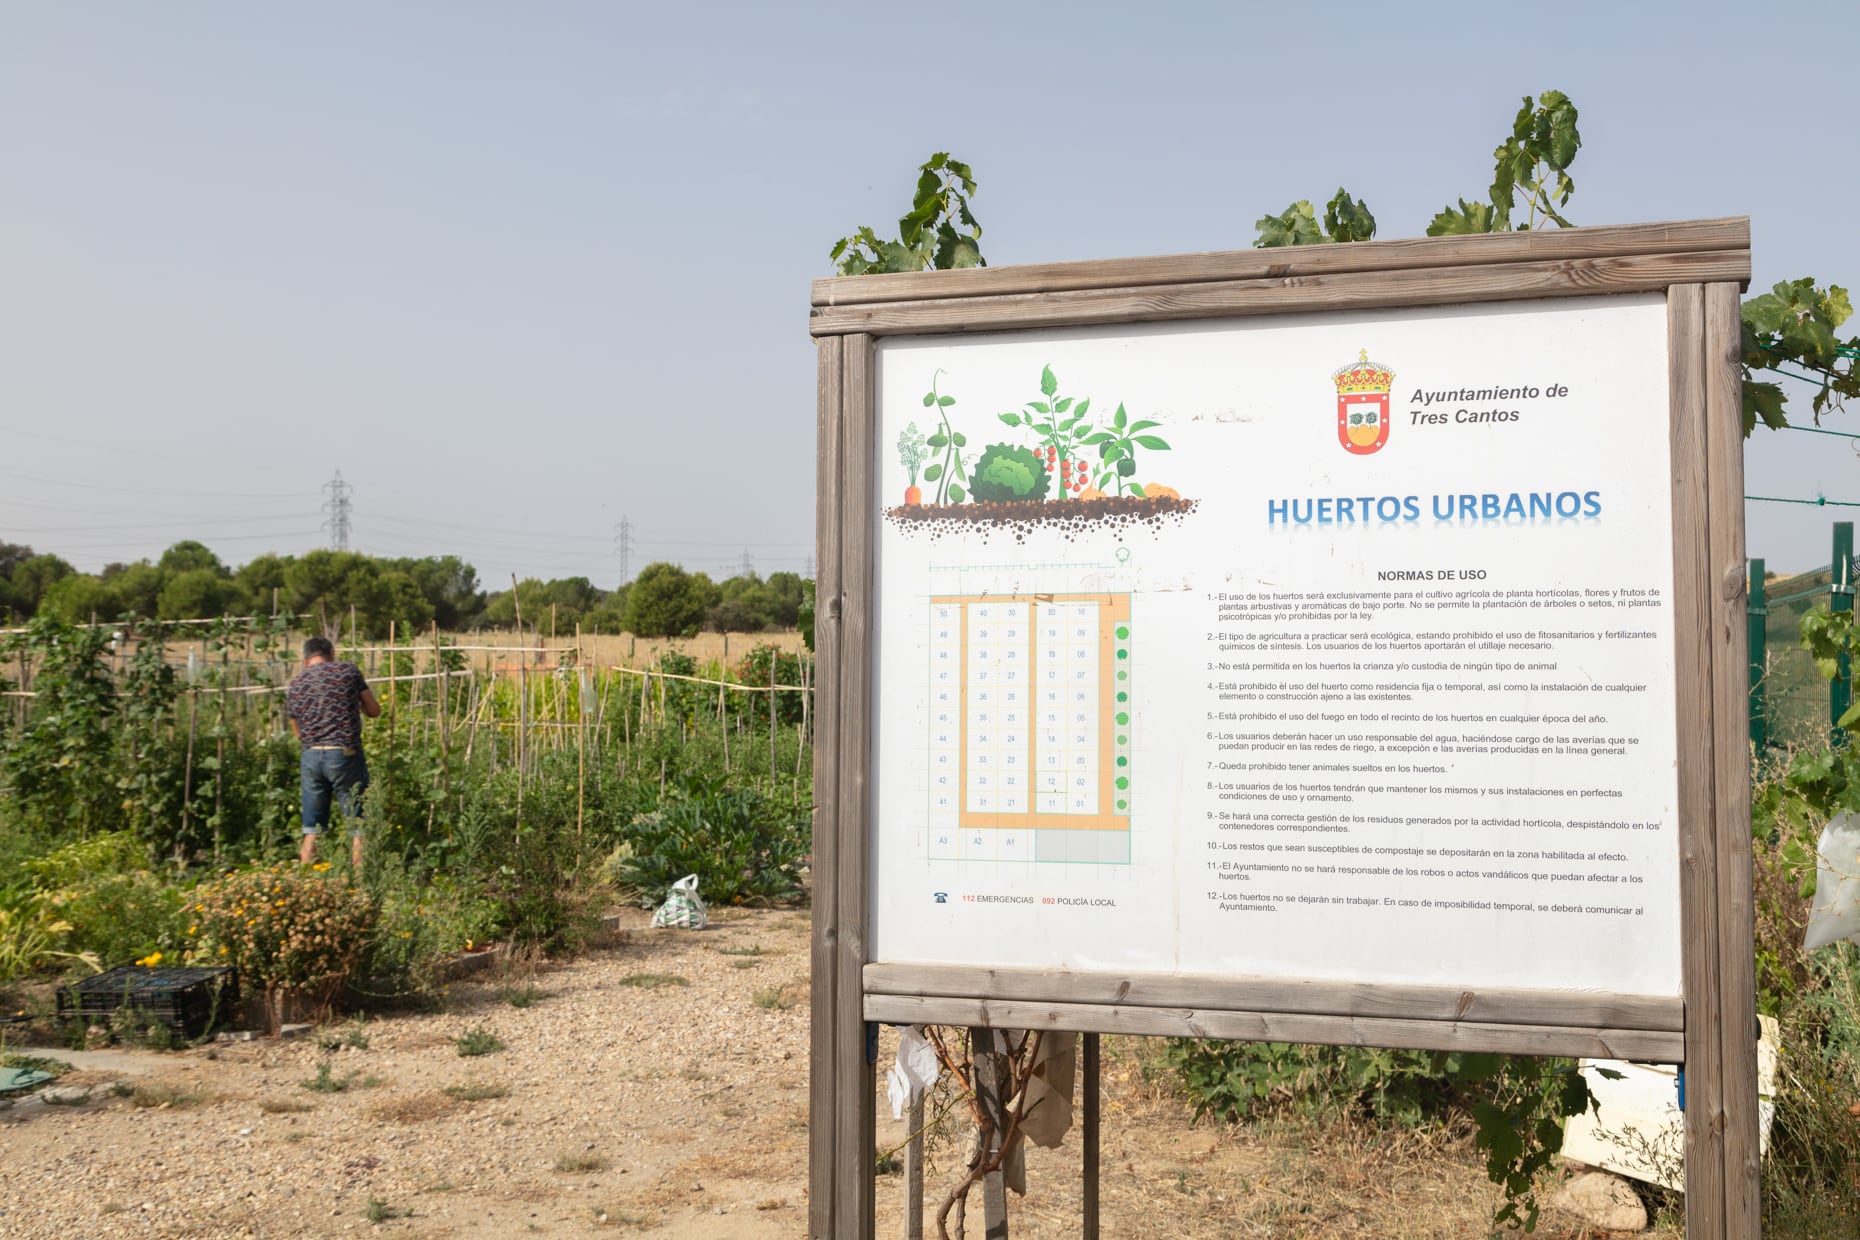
[0,540,806,639]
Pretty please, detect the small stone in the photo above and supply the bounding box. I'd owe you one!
[239,1128,254,1136]
[1551,1171,1648,1232]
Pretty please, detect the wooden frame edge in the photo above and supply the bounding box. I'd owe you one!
[861,963,1681,1033]
[810,251,1749,337]
[862,994,1684,1063]
[813,217,1750,308]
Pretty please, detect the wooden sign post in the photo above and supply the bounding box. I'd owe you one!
[810,219,1758,1238]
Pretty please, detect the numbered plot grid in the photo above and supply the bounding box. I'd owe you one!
[928,593,1131,834]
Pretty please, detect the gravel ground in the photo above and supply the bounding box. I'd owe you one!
[0,907,814,1240]
[0,906,1539,1239]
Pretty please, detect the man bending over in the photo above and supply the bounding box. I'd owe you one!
[286,636,381,868]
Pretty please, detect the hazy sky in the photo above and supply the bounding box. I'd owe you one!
[3,2,1856,586]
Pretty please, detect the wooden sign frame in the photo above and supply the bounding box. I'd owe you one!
[809,218,1757,1238]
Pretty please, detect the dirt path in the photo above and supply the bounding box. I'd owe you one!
[0,909,1597,1239]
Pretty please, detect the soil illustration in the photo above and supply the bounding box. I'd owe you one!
[886,492,1198,541]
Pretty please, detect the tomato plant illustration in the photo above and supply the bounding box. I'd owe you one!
[997,365,1098,499]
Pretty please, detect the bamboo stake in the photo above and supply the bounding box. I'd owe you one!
[433,622,449,840]
[769,654,778,780]
[511,575,526,831]
[575,624,585,850]
[386,620,397,820]
[720,677,730,773]
[180,690,199,847]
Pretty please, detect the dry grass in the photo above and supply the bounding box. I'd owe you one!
[553,1151,611,1173]
[130,1081,207,1109]
[258,1098,314,1114]
[368,1092,458,1124]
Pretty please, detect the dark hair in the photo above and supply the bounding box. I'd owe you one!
[302,636,336,662]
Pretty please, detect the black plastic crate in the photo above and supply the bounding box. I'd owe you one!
[58,966,239,1040]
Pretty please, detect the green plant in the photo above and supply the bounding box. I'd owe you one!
[752,985,790,1010]
[994,365,1097,495]
[968,444,1053,504]
[442,1081,508,1101]
[365,1197,408,1223]
[606,774,808,908]
[831,152,984,275]
[192,863,374,1029]
[1082,403,1170,498]
[1166,1039,1599,1232]
[455,1025,504,1057]
[0,905,100,983]
[0,1052,71,1079]
[315,1019,370,1051]
[497,982,543,1008]
[1428,91,1581,235]
[40,870,186,970]
[301,1060,357,1093]
[919,372,969,505]
[1254,189,1377,247]
[897,422,928,500]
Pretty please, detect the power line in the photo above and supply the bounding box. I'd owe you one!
[1746,494,1860,508]
[739,548,755,578]
[322,471,352,551]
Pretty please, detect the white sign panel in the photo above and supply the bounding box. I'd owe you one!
[871,293,1681,998]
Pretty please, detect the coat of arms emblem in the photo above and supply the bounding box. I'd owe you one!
[1334,349,1395,455]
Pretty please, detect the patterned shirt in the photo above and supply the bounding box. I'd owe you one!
[286,661,370,751]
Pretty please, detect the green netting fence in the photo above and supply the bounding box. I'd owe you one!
[1750,521,1856,754]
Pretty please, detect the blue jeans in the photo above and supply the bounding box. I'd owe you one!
[300,748,369,838]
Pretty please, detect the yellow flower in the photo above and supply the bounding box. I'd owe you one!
[312,862,330,872]
[187,925,197,935]
[135,951,163,967]
[219,946,228,955]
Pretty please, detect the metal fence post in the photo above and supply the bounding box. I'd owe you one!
[1832,523,1854,746]
[1747,558,1767,751]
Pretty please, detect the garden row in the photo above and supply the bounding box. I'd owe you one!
[0,616,814,1030]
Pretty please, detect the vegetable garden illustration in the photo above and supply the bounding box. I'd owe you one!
[887,365,1197,539]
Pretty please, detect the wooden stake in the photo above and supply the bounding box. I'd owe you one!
[511,575,526,831]
[576,623,585,851]
[1083,1033,1100,1240]
[905,1088,925,1240]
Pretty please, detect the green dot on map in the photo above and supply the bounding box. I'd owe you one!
[1116,626,1129,639]
[1116,691,1127,702]
[1117,735,1127,745]
[1116,756,1127,767]
[1115,776,1129,790]
[1116,799,1127,810]
[1115,649,1127,660]
[1115,712,1129,725]
[1117,671,1127,681]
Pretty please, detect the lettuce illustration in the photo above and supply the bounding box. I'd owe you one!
[969,444,1052,503]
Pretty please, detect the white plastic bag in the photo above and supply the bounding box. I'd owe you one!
[886,1025,939,1120]
[651,874,708,930]
[1805,811,1860,951]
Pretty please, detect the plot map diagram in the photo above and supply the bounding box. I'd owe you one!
[922,589,1133,865]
